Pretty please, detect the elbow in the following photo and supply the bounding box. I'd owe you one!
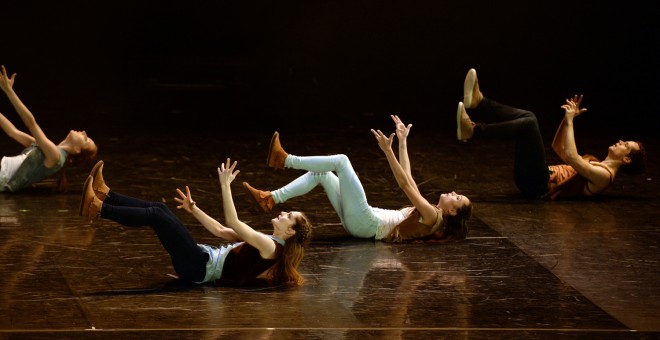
[551,141,562,155]
[564,152,581,164]
[563,147,579,159]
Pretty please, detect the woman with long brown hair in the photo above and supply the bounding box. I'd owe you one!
[0,65,97,192]
[244,115,472,243]
[79,159,312,286]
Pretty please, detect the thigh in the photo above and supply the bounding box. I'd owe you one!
[316,171,344,218]
[103,202,208,281]
[104,191,161,208]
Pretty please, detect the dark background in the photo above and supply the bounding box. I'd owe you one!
[1,1,658,139]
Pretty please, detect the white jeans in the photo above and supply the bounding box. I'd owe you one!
[271,154,379,238]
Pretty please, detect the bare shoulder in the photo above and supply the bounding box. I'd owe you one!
[585,161,615,191]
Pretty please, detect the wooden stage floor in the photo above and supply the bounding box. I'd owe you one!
[1,126,658,339]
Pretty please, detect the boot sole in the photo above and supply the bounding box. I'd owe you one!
[463,68,476,108]
[79,176,93,217]
[456,102,465,141]
[266,131,279,168]
[89,160,104,190]
[89,160,103,179]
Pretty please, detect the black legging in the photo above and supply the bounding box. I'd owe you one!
[470,97,550,197]
[100,191,208,282]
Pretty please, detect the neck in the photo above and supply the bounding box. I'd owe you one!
[57,140,77,154]
[58,140,71,151]
[272,231,288,241]
[599,157,621,176]
[601,156,621,168]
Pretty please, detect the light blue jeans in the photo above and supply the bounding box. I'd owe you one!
[271,154,379,238]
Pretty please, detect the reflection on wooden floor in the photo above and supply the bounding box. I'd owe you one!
[1,129,658,338]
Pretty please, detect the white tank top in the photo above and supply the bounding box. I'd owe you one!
[0,152,31,191]
[372,206,414,240]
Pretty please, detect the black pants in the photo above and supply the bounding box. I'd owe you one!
[470,97,549,197]
[100,191,208,282]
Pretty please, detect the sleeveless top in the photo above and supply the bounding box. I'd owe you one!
[1,144,68,192]
[0,152,29,191]
[544,155,614,200]
[373,206,410,240]
[197,235,285,286]
[383,207,444,243]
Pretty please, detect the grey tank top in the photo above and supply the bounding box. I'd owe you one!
[5,144,68,192]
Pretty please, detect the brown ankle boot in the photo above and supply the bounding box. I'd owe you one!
[80,176,102,219]
[243,182,275,213]
[89,160,110,201]
[266,131,288,170]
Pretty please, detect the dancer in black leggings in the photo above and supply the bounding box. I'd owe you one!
[79,159,312,286]
[456,68,647,199]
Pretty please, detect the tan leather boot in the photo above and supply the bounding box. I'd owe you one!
[79,176,102,219]
[266,131,288,170]
[243,182,275,213]
[89,160,110,201]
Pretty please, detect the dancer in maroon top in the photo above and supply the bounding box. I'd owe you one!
[80,159,312,286]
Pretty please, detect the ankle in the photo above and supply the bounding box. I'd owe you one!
[94,183,110,201]
[91,197,103,218]
[463,120,475,139]
[473,90,483,108]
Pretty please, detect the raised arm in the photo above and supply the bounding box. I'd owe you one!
[552,94,586,162]
[218,159,278,259]
[555,96,611,186]
[0,66,60,166]
[0,111,35,147]
[391,115,414,180]
[371,128,438,224]
[174,185,241,242]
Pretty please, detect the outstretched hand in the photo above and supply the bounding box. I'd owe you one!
[391,115,412,141]
[218,158,240,187]
[174,186,196,213]
[561,94,588,120]
[370,128,395,153]
[0,65,16,93]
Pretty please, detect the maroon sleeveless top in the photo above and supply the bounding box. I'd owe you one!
[215,241,283,286]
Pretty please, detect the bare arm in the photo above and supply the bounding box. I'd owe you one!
[0,66,60,167]
[552,95,586,162]
[551,116,570,162]
[174,186,241,242]
[391,115,415,182]
[0,111,35,147]
[218,159,278,259]
[371,128,438,224]
[558,97,611,187]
